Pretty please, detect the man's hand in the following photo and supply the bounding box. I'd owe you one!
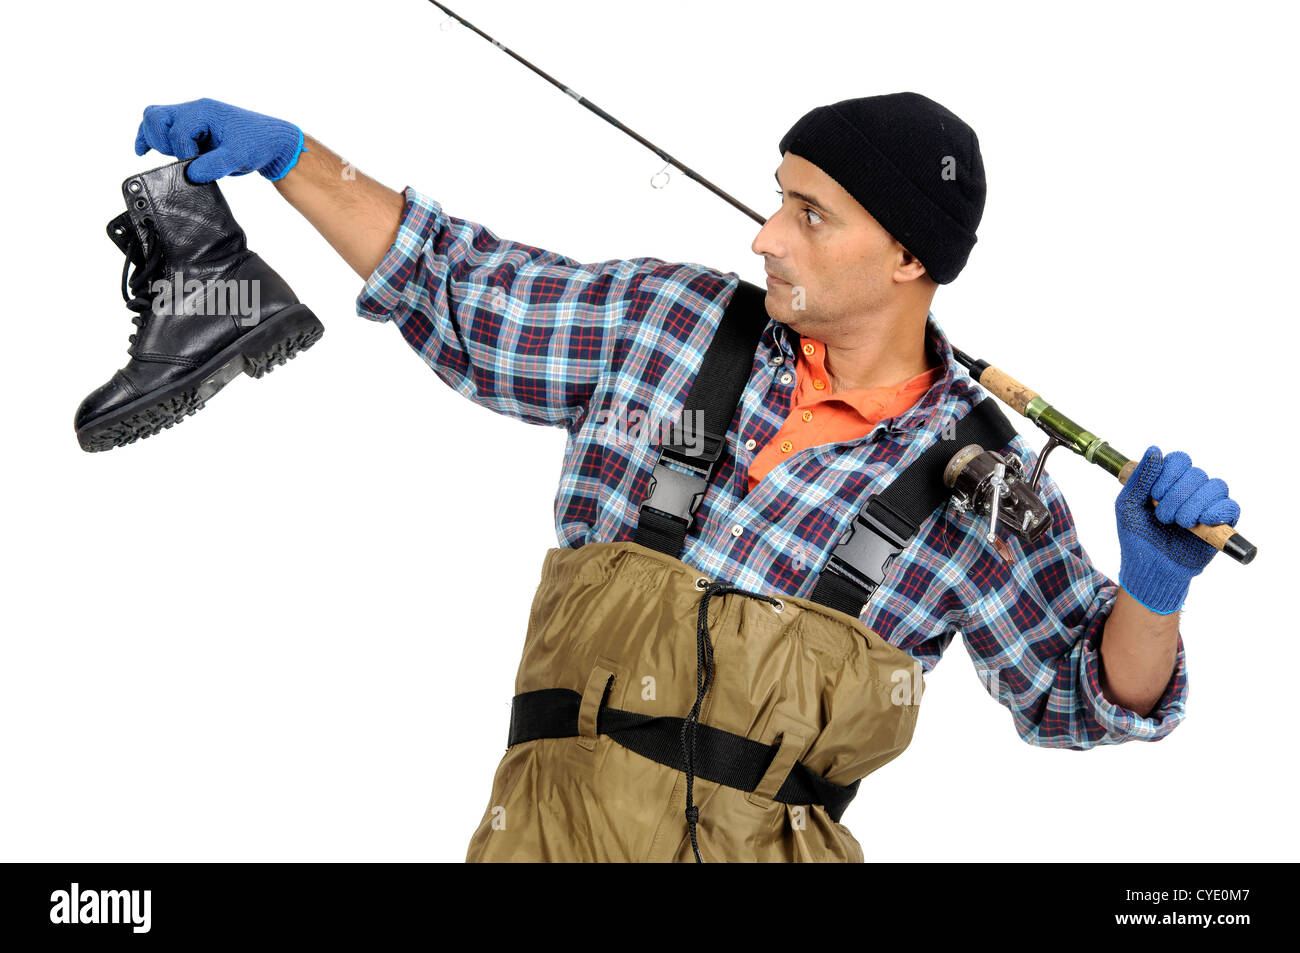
[133,98,404,279]
[134,98,305,183]
[1096,446,1238,716]
[1115,445,1241,614]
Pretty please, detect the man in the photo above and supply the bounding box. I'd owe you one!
[129,93,1239,857]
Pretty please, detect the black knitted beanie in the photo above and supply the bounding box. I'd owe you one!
[778,92,986,283]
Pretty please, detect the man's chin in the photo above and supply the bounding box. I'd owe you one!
[763,295,799,329]
[762,286,789,311]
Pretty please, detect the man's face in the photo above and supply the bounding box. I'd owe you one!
[752,152,923,342]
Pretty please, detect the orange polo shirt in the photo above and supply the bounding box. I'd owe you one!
[747,338,943,494]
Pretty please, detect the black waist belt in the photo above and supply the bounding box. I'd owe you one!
[508,687,860,823]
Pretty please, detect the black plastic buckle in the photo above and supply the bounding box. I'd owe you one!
[661,425,727,468]
[641,461,710,528]
[639,425,727,530]
[823,498,914,595]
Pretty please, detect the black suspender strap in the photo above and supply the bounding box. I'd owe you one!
[633,279,768,557]
[809,396,1019,618]
[631,278,1023,620]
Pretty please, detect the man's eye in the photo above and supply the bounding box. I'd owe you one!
[774,190,823,226]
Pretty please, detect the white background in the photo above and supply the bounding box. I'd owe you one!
[2,0,1295,862]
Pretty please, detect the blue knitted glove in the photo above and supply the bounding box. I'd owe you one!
[1115,445,1240,614]
[133,98,306,183]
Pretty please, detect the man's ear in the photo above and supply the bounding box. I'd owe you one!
[896,245,930,283]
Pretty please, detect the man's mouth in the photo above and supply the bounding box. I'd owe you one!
[765,271,790,286]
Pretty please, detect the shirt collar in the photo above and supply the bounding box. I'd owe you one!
[761,311,960,437]
[761,312,798,360]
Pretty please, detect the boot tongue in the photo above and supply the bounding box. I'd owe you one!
[106,212,143,263]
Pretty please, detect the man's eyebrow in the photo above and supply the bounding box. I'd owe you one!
[773,171,832,214]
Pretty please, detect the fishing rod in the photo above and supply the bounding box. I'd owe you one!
[949,349,1254,563]
[424,0,1256,566]
[426,0,764,224]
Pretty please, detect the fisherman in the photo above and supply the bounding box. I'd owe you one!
[130,92,1241,862]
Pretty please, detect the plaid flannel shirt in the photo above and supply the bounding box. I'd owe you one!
[356,186,1188,751]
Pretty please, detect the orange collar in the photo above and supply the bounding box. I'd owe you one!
[792,337,943,422]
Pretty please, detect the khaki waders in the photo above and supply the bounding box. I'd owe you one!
[462,278,1017,862]
[465,539,923,862]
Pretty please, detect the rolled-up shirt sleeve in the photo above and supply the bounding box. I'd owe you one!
[1075,583,1187,742]
[954,433,1188,750]
[356,186,678,431]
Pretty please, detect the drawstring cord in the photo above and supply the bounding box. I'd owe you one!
[683,578,783,863]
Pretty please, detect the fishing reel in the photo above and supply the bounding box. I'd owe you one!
[943,444,1053,546]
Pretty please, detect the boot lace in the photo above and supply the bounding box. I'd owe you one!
[117,218,164,356]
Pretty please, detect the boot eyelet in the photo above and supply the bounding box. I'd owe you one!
[694,577,709,590]
[134,198,147,210]
[128,181,142,193]
[113,227,124,235]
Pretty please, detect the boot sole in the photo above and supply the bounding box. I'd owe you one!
[76,304,324,452]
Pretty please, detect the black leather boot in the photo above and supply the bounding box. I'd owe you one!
[75,158,323,452]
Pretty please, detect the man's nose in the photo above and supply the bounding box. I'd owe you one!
[751,213,785,259]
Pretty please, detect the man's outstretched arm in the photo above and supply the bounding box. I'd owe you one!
[134,97,402,279]
[272,133,404,280]
[132,96,739,431]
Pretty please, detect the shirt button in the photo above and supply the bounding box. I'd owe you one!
[813,379,825,390]
[801,410,812,422]
[771,355,784,366]
[780,440,793,453]
[779,372,793,385]
[802,342,815,356]
[744,438,757,451]
[730,524,744,537]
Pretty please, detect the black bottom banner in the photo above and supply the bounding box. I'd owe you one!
[0,861,1283,942]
